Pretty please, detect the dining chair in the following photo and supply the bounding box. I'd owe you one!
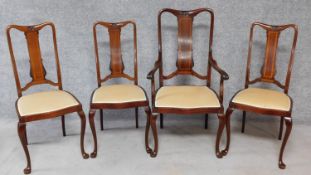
[217,22,298,169]
[6,22,89,174]
[88,21,156,158]
[146,8,229,157]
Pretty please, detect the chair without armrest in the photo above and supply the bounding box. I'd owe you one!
[89,21,156,158]
[217,22,298,169]
[6,22,89,174]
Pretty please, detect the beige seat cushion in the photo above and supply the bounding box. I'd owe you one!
[232,87,291,111]
[17,90,79,116]
[92,84,146,104]
[155,86,220,109]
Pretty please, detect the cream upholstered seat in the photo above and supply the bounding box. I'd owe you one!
[17,90,79,116]
[155,86,220,109]
[232,87,291,111]
[92,84,146,104]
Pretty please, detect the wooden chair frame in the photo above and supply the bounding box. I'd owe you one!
[6,22,89,174]
[89,21,156,158]
[217,22,298,169]
[147,8,229,157]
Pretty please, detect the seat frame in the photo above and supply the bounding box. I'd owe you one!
[217,22,298,169]
[89,21,156,158]
[6,22,89,174]
[147,8,229,157]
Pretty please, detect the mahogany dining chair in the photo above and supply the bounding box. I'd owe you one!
[6,22,89,174]
[88,21,156,158]
[146,8,229,157]
[217,22,298,169]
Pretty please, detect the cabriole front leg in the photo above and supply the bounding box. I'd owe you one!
[145,108,151,154]
[278,117,292,169]
[221,108,233,156]
[89,109,98,158]
[144,106,158,157]
[278,117,284,140]
[215,114,226,158]
[77,110,89,159]
[18,122,31,174]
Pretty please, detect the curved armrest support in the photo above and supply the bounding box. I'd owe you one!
[209,54,229,104]
[209,58,229,80]
[147,59,161,107]
[147,60,161,79]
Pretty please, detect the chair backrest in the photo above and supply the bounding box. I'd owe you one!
[157,8,214,86]
[6,22,62,97]
[245,22,298,93]
[93,21,138,87]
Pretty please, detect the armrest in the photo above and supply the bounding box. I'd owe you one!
[209,58,229,80]
[147,59,161,108]
[208,54,229,103]
[147,60,160,79]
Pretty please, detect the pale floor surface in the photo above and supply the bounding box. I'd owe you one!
[0,115,310,175]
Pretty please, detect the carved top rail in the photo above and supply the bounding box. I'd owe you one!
[6,22,62,97]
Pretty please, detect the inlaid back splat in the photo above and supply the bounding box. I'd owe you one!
[261,30,280,81]
[6,22,62,97]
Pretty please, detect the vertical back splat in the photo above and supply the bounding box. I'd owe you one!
[25,29,47,81]
[177,13,194,71]
[108,25,124,75]
[261,30,280,81]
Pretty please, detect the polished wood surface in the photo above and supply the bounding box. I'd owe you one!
[89,21,156,158]
[147,8,229,157]
[217,22,298,169]
[6,22,89,174]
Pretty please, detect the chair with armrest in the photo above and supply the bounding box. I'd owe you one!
[146,8,229,157]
